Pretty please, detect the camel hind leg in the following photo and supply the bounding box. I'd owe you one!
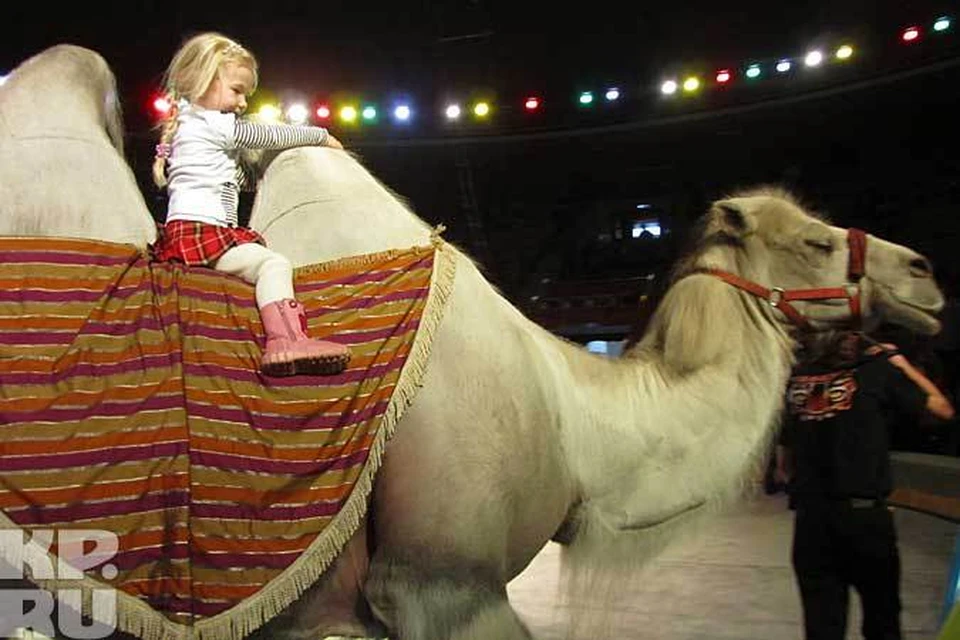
[365,553,534,640]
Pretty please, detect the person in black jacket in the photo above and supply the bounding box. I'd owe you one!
[775,331,954,640]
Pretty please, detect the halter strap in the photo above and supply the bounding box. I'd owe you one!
[847,227,867,282]
[701,228,867,331]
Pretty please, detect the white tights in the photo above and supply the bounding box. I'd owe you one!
[213,243,295,307]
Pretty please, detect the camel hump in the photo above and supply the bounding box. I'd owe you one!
[1,41,125,167]
[9,43,111,82]
[43,43,106,60]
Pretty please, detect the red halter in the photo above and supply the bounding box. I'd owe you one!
[702,228,868,331]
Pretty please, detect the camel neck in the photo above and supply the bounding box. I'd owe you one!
[552,278,794,531]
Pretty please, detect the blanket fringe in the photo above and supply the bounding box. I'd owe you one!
[193,241,456,640]
[0,242,457,640]
[294,246,424,278]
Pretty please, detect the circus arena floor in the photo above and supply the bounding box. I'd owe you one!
[508,491,956,640]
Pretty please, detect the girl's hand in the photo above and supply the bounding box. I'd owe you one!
[324,134,344,150]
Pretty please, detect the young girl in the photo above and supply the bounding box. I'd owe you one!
[152,32,349,377]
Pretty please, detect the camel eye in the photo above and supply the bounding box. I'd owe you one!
[804,238,833,253]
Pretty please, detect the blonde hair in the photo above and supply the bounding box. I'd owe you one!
[152,32,258,188]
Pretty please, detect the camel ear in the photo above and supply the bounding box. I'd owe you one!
[709,199,757,240]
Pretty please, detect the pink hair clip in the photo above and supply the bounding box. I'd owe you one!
[155,143,172,159]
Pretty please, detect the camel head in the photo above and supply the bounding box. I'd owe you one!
[563,188,944,574]
[694,187,944,335]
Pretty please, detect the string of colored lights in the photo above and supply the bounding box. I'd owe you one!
[144,16,954,128]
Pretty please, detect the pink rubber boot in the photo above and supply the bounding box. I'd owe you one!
[259,299,350,376]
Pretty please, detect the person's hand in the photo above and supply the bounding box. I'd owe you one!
[324,134,344,150]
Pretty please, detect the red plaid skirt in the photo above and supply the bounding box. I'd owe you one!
[152,220,266,266]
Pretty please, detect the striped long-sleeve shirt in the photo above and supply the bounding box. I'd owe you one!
[166,102,330,227]
[234,119,329,150]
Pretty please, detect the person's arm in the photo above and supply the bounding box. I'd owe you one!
[886,351,955,420]
[871,341,956,420]
[233,120,343,151]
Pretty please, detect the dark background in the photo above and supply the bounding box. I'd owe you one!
[4,1,960,452]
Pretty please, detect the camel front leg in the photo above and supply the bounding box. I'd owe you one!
[364,552,535,640]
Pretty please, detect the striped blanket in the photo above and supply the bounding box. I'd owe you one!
[0,236,455,640]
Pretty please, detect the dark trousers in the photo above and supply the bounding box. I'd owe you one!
[792,500,901,640]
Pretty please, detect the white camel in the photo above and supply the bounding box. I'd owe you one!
[246,148,945,640]
[0,45,947,640]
